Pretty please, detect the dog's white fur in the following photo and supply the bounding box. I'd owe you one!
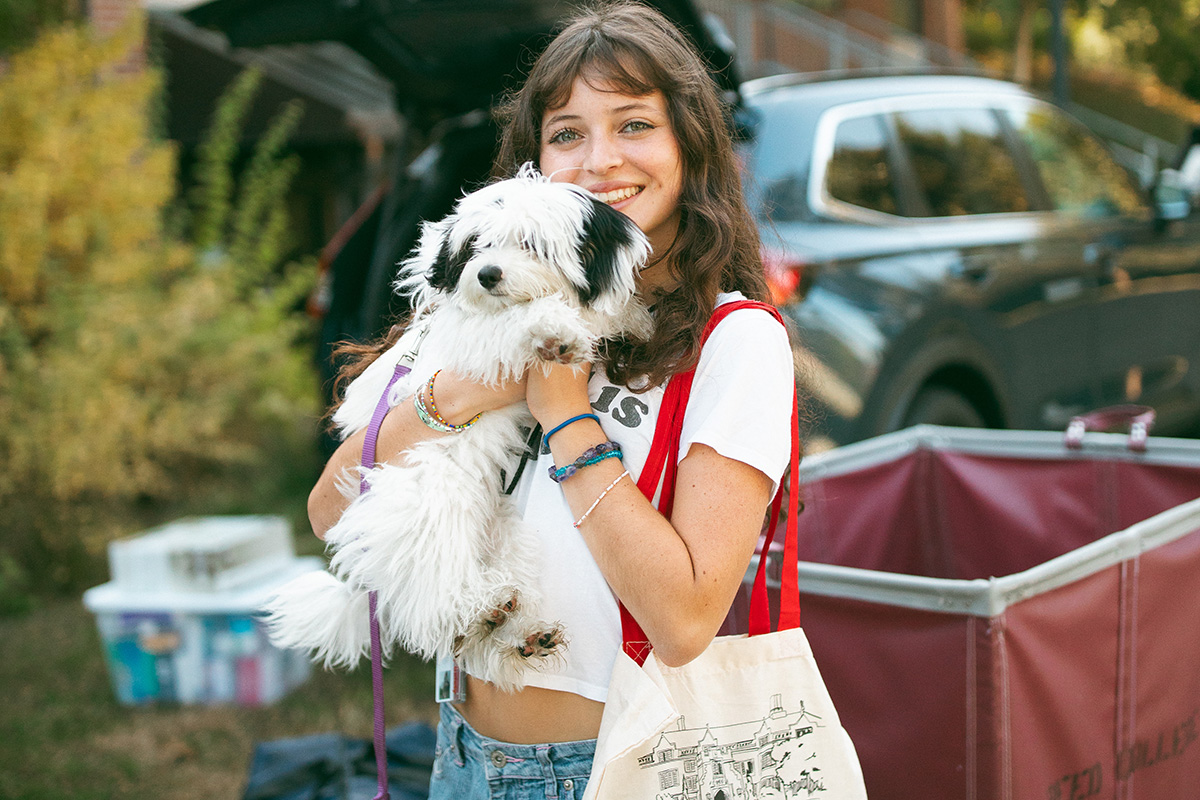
[264,167,651,690]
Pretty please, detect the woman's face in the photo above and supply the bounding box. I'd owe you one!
[539,75,684,287]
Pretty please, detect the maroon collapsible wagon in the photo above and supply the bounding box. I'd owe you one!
[734,417,1200,800]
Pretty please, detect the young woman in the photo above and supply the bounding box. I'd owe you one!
[307,2,795,796]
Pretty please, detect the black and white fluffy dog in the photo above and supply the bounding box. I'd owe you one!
[264,166,651,691]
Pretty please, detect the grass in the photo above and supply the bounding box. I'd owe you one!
[0,559,438,799]
[0,421,442,798]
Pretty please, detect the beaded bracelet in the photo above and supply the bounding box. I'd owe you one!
[548,441,622,484]
[574,470,630,528]
[413,370,481,434]
[542,413,600,449]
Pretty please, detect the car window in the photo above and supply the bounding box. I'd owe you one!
[825,114,900,216]
[1004,104,1145,217]
[742,98,815,222]
[892,107,1030,217]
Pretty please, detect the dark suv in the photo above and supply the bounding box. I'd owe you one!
[741,74,1200,447]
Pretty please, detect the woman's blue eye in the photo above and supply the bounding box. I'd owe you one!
[623,120,653,133]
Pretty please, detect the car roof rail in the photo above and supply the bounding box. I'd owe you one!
[744,65,997,92]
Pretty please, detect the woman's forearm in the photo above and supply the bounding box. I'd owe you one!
[528,382,766,670]
[544,416,770,666]
[529,365,770,665]
[308,371,526,539]
[308,402,430,539]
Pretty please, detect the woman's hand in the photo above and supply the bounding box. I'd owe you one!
[525,362,594,430]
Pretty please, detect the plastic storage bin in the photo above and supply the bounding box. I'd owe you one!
[83,515,322,707]
[84,557,321,706]
[731,424,1200,800]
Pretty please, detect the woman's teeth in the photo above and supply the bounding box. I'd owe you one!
[594,186,641,204]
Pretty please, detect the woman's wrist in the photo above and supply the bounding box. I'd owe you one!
[419,376,474,427]
[422,371,519,425]
[526,362,595,432]
[543,413,607,468]
[415,371,482,432]
[542,413,601,449]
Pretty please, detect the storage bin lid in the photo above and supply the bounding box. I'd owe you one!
[83,557,324,614]
[766,425,1200,617]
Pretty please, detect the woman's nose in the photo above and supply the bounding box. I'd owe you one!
[583,134,622,173]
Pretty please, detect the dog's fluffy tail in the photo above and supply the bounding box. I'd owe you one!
[261,570,379,669]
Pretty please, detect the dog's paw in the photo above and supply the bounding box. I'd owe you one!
[518,626,565,659]
[534,337,581,364]
[485,595,519,630]
[456,590,521,652]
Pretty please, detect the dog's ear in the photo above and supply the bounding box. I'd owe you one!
[428,231,477,292]
[578,198,639,306]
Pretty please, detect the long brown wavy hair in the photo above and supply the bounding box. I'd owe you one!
[331,0,770,404]
[494,0,769,389]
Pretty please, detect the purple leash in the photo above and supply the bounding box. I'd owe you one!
[359,361,411,800]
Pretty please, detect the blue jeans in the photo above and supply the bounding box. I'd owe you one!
[429,703,596,800]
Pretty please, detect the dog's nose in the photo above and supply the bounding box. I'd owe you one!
[477,265,503,290]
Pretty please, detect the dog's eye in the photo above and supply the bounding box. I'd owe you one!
[518,235,544,260]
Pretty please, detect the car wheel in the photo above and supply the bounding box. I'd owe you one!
[901,387,986,429]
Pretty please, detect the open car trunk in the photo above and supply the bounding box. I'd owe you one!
[186,0,740,396]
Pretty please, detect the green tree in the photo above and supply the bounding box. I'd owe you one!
[965,0,1200,102]
[1095,0,1200,99]
[0,0,80,54]
[0,17,320,605]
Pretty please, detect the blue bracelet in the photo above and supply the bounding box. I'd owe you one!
[542,413,600,449]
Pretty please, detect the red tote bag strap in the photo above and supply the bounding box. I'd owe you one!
[621,300,802,663]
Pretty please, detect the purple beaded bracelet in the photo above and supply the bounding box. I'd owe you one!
[548,441,623,484]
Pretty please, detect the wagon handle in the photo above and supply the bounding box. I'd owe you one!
[1065,405,1156,452]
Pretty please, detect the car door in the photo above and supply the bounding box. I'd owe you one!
[746,103,915,447]
[1004,101,1200,432]
[885,102,1100,430]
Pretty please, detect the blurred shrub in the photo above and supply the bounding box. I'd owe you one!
[0,19,320,599]
[0,0,80,55]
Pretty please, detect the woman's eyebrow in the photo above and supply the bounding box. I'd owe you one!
[543,102,660,130]
[543,112,580,129]
[610,101,656,114]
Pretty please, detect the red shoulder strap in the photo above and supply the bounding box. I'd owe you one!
[621,300,802,664]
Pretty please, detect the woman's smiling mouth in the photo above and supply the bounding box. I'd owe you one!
[592,186,642,205]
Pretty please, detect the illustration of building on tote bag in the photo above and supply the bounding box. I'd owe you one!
[636,693,827,799]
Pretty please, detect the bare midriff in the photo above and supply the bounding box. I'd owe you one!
[456,674,605,744]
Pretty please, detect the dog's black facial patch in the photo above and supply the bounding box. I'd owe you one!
[578,199,636,305]
[428,232,477,291]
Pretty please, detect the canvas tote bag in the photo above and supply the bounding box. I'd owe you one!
[583,300,868,800]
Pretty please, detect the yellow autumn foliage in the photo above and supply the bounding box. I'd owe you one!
[0,18,320,595]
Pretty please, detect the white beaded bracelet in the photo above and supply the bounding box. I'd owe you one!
[573,469,630,529]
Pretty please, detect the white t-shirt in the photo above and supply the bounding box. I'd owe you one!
[504,292,795,702]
